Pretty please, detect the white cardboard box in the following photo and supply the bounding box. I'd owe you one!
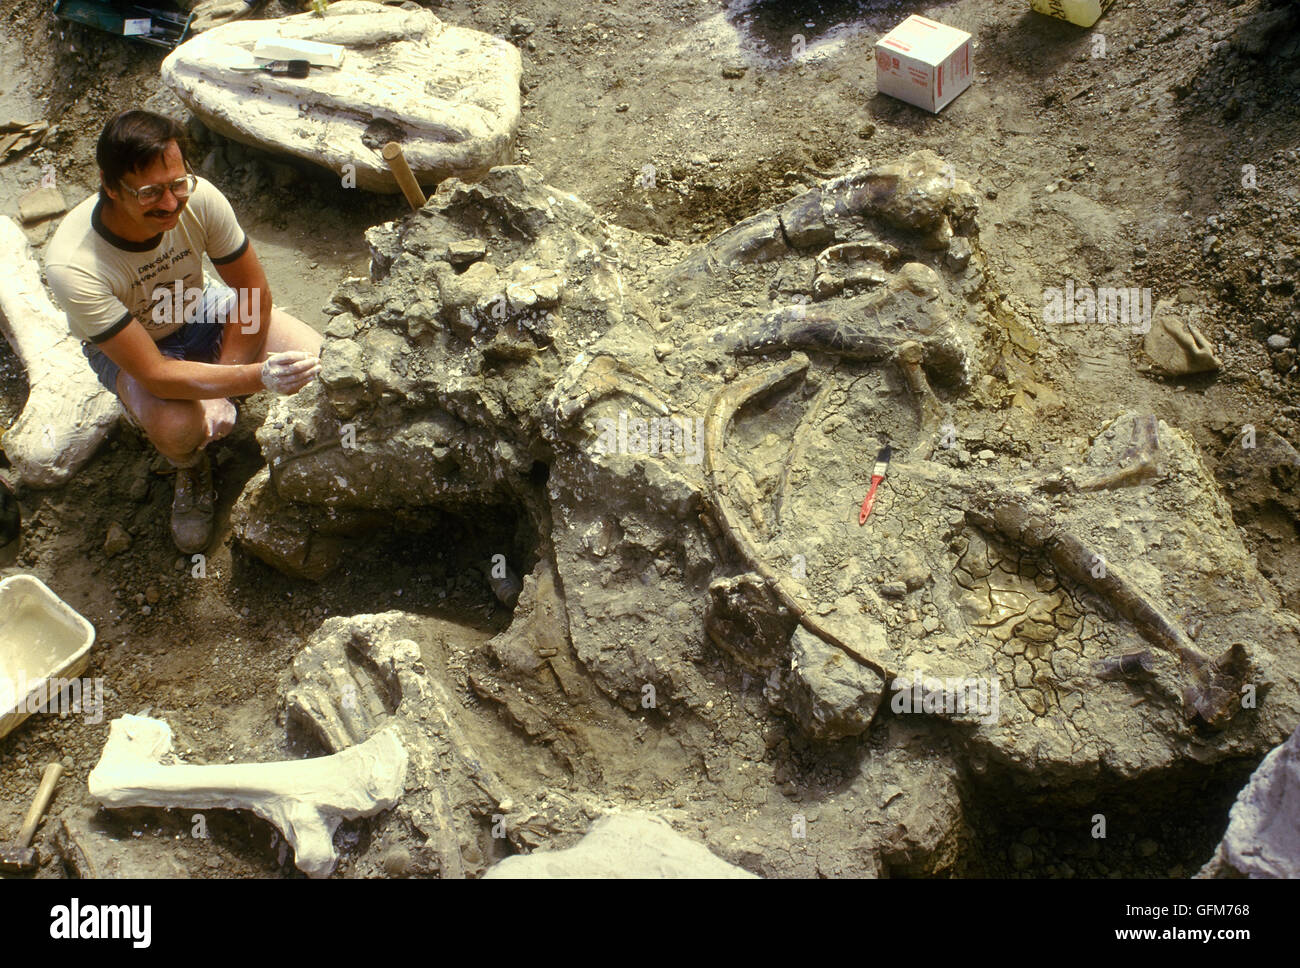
[875,15,973,114]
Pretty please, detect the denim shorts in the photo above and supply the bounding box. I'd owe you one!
[82,281,239,397]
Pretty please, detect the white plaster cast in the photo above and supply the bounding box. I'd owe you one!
[88,715,408,877]
[161,1,522,193]
[0,217,122,487]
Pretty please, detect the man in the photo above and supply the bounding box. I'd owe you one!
[45,109,322,553]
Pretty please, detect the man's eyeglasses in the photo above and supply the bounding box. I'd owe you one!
[119,168,198,205]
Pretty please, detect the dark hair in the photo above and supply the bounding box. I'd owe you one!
[97,110,192,203]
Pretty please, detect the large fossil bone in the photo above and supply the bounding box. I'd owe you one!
[906,455,1251,729]
[702,353,890,680]
[688,264,968,387]
[88,715,408,877]
[0,217,121,487]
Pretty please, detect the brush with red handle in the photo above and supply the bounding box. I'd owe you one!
[858,445,892,525]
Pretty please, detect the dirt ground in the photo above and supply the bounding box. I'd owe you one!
[1,0,1298,878]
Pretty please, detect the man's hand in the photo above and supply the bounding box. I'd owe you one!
[261,350,321,395]
[199,397,237,445]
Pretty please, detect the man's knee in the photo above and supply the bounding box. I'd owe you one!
[119,377,205,456]
[264,309,323,359]
[149,403,206,455]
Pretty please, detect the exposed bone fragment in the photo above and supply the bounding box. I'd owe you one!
[88,715,408,878]
[775,382,832,529]
[1092,651,1157,681]
[1142,302,1221,376]
[703,354,889,680]
[896,339,947,461]
[554,354,671,424]
[0,217,121,486]
[961,496,1253,728]
[689,265,967,387]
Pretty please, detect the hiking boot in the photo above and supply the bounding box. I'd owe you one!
[171,451,214,554]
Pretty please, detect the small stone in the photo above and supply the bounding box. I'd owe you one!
[946,237,973,272]
[381,845,412,877]
[325,313,357,340]
[145,586,160,605]
[18,186,66,225]
[1267,334,1290,351]
[104,523,131,557]
[128,466,150,502]
[447,239,487,265]
[879,581,908,599]
[721,65,747,79]
[977,449,996,461]
[922,615,940,633]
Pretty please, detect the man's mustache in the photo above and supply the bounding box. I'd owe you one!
[146,198,189,219]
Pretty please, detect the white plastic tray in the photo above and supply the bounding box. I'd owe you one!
[0,574,96,740]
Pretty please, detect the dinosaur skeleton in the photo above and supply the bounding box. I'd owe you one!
[699,344,1249,729]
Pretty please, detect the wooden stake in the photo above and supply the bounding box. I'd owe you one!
[382,141,426,211]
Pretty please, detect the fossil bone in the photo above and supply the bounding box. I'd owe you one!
[892,445,1251,728]
[553,353,671,424]
[688,265,967,388]
[1092,651,1157,682]
[88,715,408,877]
[702,353,889,680]
[0,217,121,487]
[896,339,948,461]
[774,382,832,530]
[960,490,1252,729]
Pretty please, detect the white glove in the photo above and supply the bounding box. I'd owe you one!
[261,350,321,395]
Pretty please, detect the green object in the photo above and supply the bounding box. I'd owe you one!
[310,0,328,16]
[52,0,194,49]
